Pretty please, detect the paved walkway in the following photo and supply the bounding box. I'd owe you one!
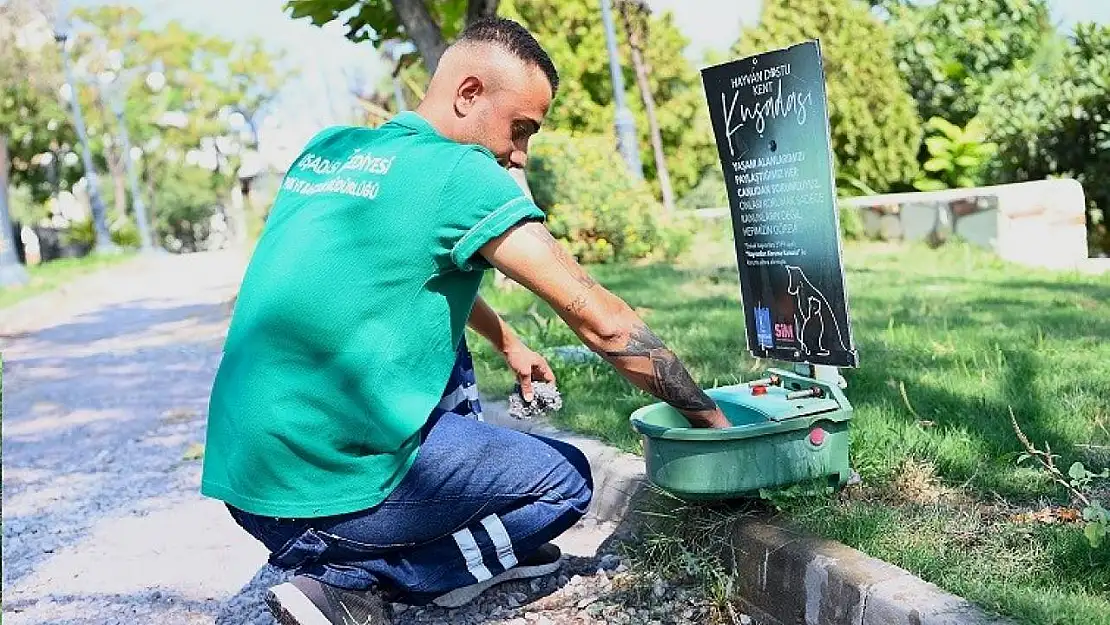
[1,251,712,625]
[1,249,266,624]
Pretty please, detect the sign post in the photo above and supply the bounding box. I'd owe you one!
[701,40,859,372]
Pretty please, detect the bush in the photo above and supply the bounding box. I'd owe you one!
[678,169,729,211]
[62,212,142,250]
[526,131,691,263]
[977,23,1110,255]
[152,165,222,253]
[888,0,1052,129]
[887,0,1053,129]
[735,0,923,194]
[838,203,865,241]
[913,117,997,191]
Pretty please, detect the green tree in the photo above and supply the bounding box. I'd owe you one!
[503,0,717,201]
[153,163,224,253]
[887,0,1052,128]
[1,2,81,208]
[1,0,80,282]
[285,0,500,73]
[735,0,922,194]
[68,5,288,249]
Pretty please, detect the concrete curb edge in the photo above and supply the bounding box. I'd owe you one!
[484,400,1015,625]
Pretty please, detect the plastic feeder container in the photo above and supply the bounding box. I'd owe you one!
[630,368,852,500]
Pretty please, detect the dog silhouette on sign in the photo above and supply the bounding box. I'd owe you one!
[786,265,849,357]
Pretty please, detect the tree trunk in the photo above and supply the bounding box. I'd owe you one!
[393,0,449,74]
[144,166,159,243]
[466,0,500,25]
[619,1,675,214]
[0,135,29,285]
[110,153,127,218]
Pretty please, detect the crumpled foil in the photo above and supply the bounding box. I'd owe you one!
[507,381,563,420]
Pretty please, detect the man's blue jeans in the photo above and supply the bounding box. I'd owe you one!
[226,339,593,605]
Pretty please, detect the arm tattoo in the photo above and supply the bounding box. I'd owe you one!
[564,292,589,315]
[604,324,717,412]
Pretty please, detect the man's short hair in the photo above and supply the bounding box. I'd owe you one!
[456,17,559,95]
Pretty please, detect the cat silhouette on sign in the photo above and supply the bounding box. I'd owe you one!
[786,265,848,357]
[800,296,827,355]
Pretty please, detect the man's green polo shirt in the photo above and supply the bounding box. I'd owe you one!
[201,112,544,518]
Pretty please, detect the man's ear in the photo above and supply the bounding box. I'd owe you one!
[454,76,483,117]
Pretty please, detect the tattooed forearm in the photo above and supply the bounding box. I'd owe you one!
[603,324,666,357]
[648,355,718,412]
[604,324,717,412]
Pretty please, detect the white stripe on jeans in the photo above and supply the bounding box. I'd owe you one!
[436,384,480,411]
[452,527,492,582]
[480,514,518,570]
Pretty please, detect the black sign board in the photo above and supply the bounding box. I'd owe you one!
[701,40,859,368]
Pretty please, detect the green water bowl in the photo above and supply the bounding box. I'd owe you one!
[630,370,853,500]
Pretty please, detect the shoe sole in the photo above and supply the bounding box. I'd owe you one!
[432,560,562,609]
[265,583,332,625]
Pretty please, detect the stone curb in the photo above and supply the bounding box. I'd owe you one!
[483,400,1015,625]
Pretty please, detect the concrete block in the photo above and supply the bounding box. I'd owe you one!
[841,179,1090,269]
[864,575,1003,625]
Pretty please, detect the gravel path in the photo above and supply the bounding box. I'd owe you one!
[1,250,749,625]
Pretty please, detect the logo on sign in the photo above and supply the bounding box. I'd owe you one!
[754,306,773,348]
[774,322,795,342]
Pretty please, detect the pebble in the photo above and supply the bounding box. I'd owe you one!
[652,578,667,598]
[599,554,620,571]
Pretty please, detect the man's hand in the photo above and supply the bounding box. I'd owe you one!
[467,295,556,401]
[502,344,555,402]
[685,407,731,428]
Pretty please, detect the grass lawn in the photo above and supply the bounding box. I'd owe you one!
[0,252,136,310]
[469,223,1110,625]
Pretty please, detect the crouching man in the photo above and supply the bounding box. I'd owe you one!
[200,16,729,625]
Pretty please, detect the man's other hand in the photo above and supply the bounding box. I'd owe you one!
[502,344,555,402]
